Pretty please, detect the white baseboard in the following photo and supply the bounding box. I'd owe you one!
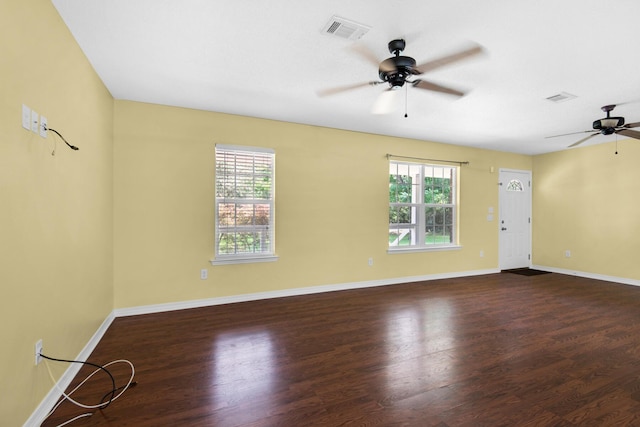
[24,311,116,427]
[114,268,500,318]
[531,264,640,287]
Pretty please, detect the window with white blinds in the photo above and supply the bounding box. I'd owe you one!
[214,145,276,263]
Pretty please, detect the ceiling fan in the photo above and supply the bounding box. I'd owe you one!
[317,39,483,114]
[547,105,640,148]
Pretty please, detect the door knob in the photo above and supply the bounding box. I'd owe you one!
[501,227,507,231]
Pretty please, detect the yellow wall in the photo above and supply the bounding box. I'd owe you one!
[7,2,638,425]
[0,1,114,424]
[1,2,548,425]
[533,140,640,279]
[113,100,532,308]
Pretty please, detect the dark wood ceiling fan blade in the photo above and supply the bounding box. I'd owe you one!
[350,43,390,70]
[569,133,599,148]
[623,121,640,128]
[412,80,465,97]
[545,130,595,139]
[616,128,640,140]
[414,44,484,74]
[316,81,377,97]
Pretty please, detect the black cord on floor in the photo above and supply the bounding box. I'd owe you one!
[40,353,117,409]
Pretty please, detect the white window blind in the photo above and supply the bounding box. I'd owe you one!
[215,145,275,261]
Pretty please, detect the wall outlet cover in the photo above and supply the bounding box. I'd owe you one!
[35,339,43,365]
[40,116,48,138]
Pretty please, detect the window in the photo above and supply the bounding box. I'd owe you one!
[389,161,459,251]
[506,179,524,192]
[213,145,276,264]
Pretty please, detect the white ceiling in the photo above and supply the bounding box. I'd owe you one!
[52,0,640,155]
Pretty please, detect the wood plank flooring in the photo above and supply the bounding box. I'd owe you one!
[41,273,640,426]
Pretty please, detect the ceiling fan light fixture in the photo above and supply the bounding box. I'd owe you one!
[594,117,624,129]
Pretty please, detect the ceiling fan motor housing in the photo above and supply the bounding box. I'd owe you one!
[379,56,417,88]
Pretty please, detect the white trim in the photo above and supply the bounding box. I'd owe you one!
[215,145,276,259]
[24,312,116,427]
[388,245,462,254]
[389,161,459,250]
[498,168,532,270]
[114,268,500,318]
[215,143,274,154]
[531,264,640,287]
[210,254,278,265]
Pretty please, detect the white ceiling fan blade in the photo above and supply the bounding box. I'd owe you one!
[371,89,400,115]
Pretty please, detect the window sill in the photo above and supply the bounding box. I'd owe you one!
[210,255,279,266]
[387,245,462,254]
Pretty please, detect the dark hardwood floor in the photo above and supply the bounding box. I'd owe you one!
[41,273,640,426]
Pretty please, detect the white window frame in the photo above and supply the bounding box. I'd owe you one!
[211,144,277,265]
[388,160,461,253]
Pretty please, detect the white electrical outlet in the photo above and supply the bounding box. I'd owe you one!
[368,257,373,266]
[31,111,39,133]
[480,250,484,258]
[40,116,47,138]
[565,250,571,258]
[200,269,208,280]
[22,104,31,130]
[35,339,43,365]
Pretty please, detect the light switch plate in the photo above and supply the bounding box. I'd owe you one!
[22,104,31,130]
[31,111,39,133]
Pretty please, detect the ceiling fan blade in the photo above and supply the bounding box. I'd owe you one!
[616,128,640,140]
[545,130,595,139]
[371,89,400,115]
[350,43,383,68]
[569,133,599,148]
[316,81,378,97]
[414,44,484,75]
[412,80,465,97]
[351,43,397,73]
[623,121,640,128]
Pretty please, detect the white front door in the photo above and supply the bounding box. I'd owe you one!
[499,169,532,270]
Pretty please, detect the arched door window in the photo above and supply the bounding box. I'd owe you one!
[506,179,524,192]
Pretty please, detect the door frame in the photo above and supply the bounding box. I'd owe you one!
[498,168,532,270]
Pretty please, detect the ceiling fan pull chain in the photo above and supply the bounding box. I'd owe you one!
[404,84,408,118]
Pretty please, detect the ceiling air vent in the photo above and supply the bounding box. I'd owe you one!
[545,92,577,103]
[322,16,370,40]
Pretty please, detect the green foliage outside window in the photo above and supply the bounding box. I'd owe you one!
[389,162,456,247]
